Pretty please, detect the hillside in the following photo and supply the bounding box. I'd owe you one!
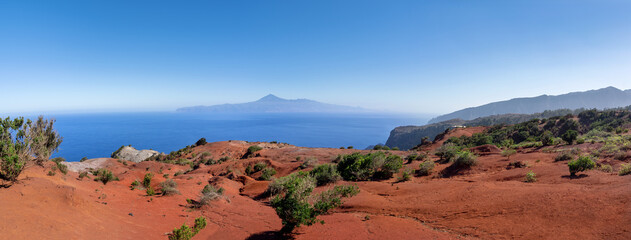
[429,87,631,124]
[2,132,630,239]
[386,108,586,150]
[177,94,367,113]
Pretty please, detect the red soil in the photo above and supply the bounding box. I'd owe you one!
[1,136,630,240]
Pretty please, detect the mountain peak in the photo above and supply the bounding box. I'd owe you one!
[257,94,284,102]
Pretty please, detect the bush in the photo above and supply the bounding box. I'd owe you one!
[434,143,460,162]
[146,186,156,196]
[51,157,67,175]
[93,169,118,185]
[568,156,596,176]
[562,130,578,144]
[160,179,180,196]
[199,184,225,205]
[619,163,631,176]
[541,131,555,146]
[309,164,341,186]
[142,173,153,188]
[168,217,207,240]
[80,157,88,162]
[258,167,277,180]
[599,164,613,173]
[397,168,413,182]
[195,138,207,146]
[78,172,89,180]
[525,171,537,182]
[501,149,516,160]
[253,162,267,172]
[373,155,403,179]
[269,172,359,233]
[1,116,62,183]
[299,157,318,169]
[406,154,418,163]
[417,160,435,176]
[555,152,574,162]
[450,151,477,169]
[336,152,403,181]
[243,145,263,158]
[130,180,141,190]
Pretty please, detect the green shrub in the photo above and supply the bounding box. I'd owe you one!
[146,186,156,196]
[562,130,578,144]
[619,163,631,176]
[130,180,141,190]
[47,170,56,176]
[501,149,517,160]
[450,151,477,169]
[525,171,537,182]
[245,145,263,158]
[347,146,353,149]
[568,156,596,176]
[199,184,224,205]
[309,164,341,186]
[160,179,180,196]
[336,152,403,181]
[1,116,62,183]
[193,217,207,234]
[142,173,153,188]
[245,165,253,175]
[406,154,418,163]
[93,169,118,185]
[253,162,267,172]
[168,217,207,240]
[599,164,613,173]
[373,155,403,179]
[174,171,184,177]
[417,160,435,176]
[554,152,574,162]
[392,147,399,151]
[80,157,88,162]
[269,172,359,233]
[613,151,629,160]
[51,157,68,175]
[397,168,413,182]
[541,131,555,146]
[258,167,277,180]
[78,171,89,180]
[434,143,460,162]
[195,138,207,146]
[299,157,318,169]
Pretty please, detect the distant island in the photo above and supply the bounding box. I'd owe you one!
[429,86,631,123]
[176,94,368,113]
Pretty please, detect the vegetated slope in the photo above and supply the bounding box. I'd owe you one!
[429,86,631,124]
[176,94,367,113]
[386,108,587,150]
[2,108,631,240]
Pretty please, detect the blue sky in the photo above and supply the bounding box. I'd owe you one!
[1,0,630,114]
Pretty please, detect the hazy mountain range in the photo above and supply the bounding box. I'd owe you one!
[177,94,367,113]
[429,87,631,123]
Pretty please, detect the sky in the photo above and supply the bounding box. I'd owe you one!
[1,0,631,115]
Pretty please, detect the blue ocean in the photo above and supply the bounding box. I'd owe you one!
[36,112,428,162]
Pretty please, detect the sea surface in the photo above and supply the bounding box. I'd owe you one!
[33,112,428,162]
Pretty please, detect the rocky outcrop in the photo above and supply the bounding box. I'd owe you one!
[385,119,465,150]
[111,146,161,163]
[62,158,112,172]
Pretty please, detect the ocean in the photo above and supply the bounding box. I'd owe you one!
[31,112,428,162]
